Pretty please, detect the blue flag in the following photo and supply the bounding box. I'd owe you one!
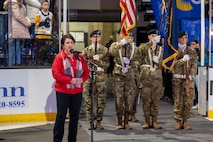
[176,0,201,20]
[151,0,165,36]
[162,0,179,71]
[181,18,213,51]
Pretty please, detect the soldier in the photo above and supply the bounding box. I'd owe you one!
[128,32,139,122]
[109,30,140,130]
[172,31,197,130]
[138,29,164,129]
[82,30,109,130]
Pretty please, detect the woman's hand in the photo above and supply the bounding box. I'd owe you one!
[71,78,83,88]
[70,78,77,84]
[76,78,83,87]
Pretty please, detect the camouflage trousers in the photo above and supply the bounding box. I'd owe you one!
[83,79,106,122]
[114,74,136,117]
[172,78,195,120]
[132,84,139,114]
[140,78,164,118]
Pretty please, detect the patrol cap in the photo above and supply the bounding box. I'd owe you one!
[90,30,101,37]
[178,31,187,38]
[147,29,158,35]
[129,31,134,37]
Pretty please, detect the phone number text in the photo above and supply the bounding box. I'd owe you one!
[0,101,25,108]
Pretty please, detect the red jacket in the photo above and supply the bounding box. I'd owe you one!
[52,50,89,94]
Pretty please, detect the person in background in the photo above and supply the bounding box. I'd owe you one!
[82,30,109,130]
[106,35,114,76]
[4,0,32,65]
[25,0,41,39]
[190,40,200,109]
[172,31,197,130]
[0,0,4,11]
[106,35,114,48]
[25,0,41,22]
[190,40,200,54]
[190,40,208,109]
[34,0,53,39]
[34,0,53,65]
[52,34,89,142]
[138,29,164,129]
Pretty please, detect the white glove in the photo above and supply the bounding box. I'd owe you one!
[93,54,99,61]
[122,57,130,64]
[182,54,190,62]
[152,56,159,64]
[152,35,161,45]
[121,38,128,45]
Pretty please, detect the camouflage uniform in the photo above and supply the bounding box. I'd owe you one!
[129,57,140,122]
[172,45,197,130]
[82,43,109,129]
[109,41,140,129]
[138,41,164,129]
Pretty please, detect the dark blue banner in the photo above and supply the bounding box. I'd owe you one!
[151,0,202,36]
[181,18,213,51]
[176,0,201,20]
[151,0,212,69]
[181,19,201,44]
[151,0,163,34]
[162,0,179,70]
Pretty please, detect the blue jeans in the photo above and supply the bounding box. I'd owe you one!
[12,39,25,65]
[53,92,82,142]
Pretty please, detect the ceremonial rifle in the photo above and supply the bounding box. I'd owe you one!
[185,52,190,97]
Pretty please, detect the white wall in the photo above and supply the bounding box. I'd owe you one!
[0,69,56,115]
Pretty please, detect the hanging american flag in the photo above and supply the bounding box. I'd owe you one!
[120,0,136,38]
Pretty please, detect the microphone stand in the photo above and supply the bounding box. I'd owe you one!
[71,49,96,142]
[89,62,95,142]
[84,58,98,142]
[70,49,96,141]
[89,35,98,142]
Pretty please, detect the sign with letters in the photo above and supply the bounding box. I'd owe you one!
[0,70,28,110]
[0,69,56,122]
[209,67,213,108]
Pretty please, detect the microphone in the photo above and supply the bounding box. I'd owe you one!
[70,49,82,54]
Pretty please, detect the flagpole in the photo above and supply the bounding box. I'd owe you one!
[58,0,62,52]
[63,0,67,35]
[209,1,212,65]
[200,0,205,66]
[158,0,166,34]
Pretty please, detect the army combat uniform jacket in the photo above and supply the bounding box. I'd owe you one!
[172,45,197,121]
[109,41,140,118]
[82,43,109,122]
[138,41,164,118]
[109,42,140,78]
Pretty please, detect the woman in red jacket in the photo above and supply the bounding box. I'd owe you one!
[52,34,89,142]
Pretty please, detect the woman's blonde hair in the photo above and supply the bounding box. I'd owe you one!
[4,0,23,10]
[41,0,50,4]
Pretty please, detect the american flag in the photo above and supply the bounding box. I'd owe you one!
[120,0,136,38]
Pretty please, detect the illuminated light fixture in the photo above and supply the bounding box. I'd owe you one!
[176,0,193,11]
[211,30,213,35]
